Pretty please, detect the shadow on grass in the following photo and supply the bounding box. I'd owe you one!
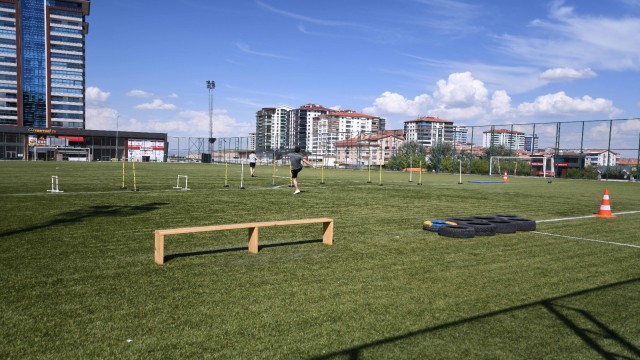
[0,202,169,239]
[164,239,323,263]
[309,277,640,360]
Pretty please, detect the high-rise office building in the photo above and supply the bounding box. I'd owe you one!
[0,0,90,128]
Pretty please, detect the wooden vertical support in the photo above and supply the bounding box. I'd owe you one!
[322,220,333,245]
[248,227,259,253]
[155,231,165,265]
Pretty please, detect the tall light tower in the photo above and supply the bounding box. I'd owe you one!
[206,80,216,160]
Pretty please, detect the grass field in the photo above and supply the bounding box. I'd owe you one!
[1,161,639,359]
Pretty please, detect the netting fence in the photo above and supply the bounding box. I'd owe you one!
[167,118,639,179]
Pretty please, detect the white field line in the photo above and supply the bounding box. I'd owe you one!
[536,210,640,223]
[532,231,640,249]
[535,210,640,249]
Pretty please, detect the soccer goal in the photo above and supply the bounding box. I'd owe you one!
[490,156,554,178]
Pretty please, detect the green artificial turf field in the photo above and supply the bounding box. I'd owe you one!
[1,161,638,359]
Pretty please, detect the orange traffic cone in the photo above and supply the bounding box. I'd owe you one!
[503,171,508,183]
[594,188,616,218]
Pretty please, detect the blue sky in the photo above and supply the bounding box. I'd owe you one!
[85,0,640,143]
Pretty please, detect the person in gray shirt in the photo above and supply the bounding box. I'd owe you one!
[288,146,316,194]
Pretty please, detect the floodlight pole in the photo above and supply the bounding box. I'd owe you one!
[207,80,215,158]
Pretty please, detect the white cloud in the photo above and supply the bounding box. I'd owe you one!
[433,72,488,107]
[490,90,513,118]
[127,89,154,98]
[539,67,597,81]
[135,99,177,110]
[365,72,621,126]
[517,91,620,117]
[85,86,110,102]
[498,2,640,71]
[86,107,117,130]
[362,91,431,116]
[168,93,179,98]
[125,109,253,138]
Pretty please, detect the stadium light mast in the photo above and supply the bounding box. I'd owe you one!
[206,80,216,159]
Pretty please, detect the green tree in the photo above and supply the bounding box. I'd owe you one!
[428,141,457,172]
[387,141,426,171]
[483,144,515,158]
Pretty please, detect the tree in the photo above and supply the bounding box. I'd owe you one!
[428,141,457,172]
[483,144,515,158]
[387,141,426,170]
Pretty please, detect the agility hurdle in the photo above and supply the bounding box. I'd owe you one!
[174,175,190,190]
[154,218,334,265]
[47,176,63,193]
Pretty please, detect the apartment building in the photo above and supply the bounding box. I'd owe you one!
[453,125,468,144]
[482,129,526,150]
[308,110,385,158]
[255,105,292,154]
[404,117,454,147]
[335,130,404,166]
[289,103,332,151]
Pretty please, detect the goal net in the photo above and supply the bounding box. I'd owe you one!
[490,156,554,178]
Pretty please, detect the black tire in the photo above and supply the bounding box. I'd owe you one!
[473,215,499,221]
[506,218,536,231]
[437,225,475,238]
[494,214,521,219]
[487,219,518,233]
[446,217,476,224]
[461,221,497,236]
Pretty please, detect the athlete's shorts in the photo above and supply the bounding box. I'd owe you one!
[249,162,256,168]
[291,168,302,179]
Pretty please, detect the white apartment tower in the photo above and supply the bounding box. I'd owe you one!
[403,117,454,147]
[482,129,526,150]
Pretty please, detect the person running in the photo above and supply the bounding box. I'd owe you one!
[249,151,259,177]
[288,146,315,194]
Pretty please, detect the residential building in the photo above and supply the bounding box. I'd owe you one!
[255,105,293,154]
[524,134,539,153]
[308,110,385,158]
[453,125,468,144]
[289,103,332,151]
[482,129,526,150]
[248,132,256,151]
[404,117,454,147]
[583,149,618,166]
[335,130,404,166]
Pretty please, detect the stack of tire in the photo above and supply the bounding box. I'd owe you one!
[430,214,536,238]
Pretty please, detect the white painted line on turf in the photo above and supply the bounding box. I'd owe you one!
[532,231,640,249]
[537,210,640,223]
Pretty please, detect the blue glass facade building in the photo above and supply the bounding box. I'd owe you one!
[0,0,90,128]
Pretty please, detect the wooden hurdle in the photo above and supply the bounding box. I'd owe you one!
[154,218,334,265]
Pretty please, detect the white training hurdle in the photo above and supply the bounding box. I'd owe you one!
[47,176,63,193]
[174,175,190,190]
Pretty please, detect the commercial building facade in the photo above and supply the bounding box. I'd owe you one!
[0,0,168,161]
